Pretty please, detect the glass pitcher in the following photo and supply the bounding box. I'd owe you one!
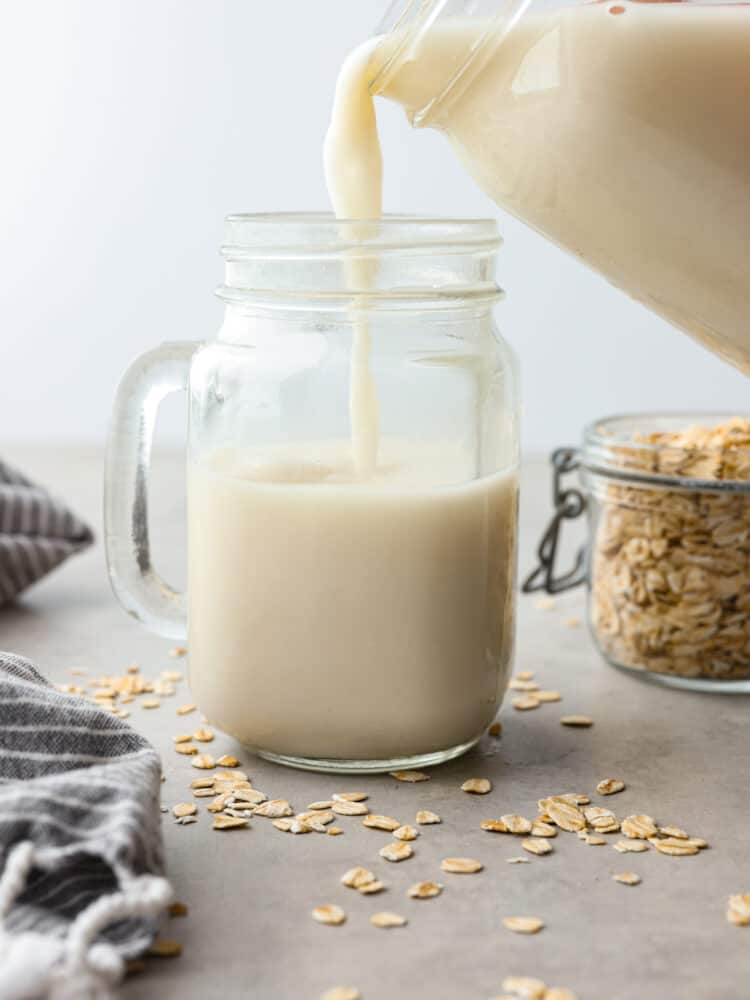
[104,213,519,773]
[368,0,750,372]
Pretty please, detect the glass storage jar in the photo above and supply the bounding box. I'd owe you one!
[105,213,520,772]
[525,412,750,693]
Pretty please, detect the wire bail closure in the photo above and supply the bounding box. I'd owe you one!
[522,447,587,594]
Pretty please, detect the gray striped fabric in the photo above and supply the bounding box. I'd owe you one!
[0,460,93,605]
[0,652,172,999]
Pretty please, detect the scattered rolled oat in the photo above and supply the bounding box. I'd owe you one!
[296,810,333,825]
[416,810,441,825]
[650,837,700,856]
[175,815,197,826]
[509,679,540,692]
[141,699,160,710]
[535,690,562,703]
[461,778,492,795]
[321,988,360,1000]
[481,820,508,834]
[332,800,368,816]
[538,797,586,833]
[502,916,544,935]
[212,814,248,831]
[175,744,198,756]
[215,769,248,782]
[614,839,649,854]
[521,838,552,856]
[312,904,346,926]
[173,734,192,744]
[659,825,688,839]
[371,912,407,929]
[191,777,215,789]
[501,815,533,835]
[332,792,368,802]
[176,704,196,715]
[234,789,268,805]
[583,835,607,846]
[517,670,535,681]
[172,803,197,819]
[192,728,214,742]
[597,778,625,796]
[727,894,750,926]
[162,670,183,683]
[530,821,556,838]
[408,881,443,899]
[390,770,429,782]
[393,825,418,842]
[358,880,385,895]
[613,872,641,886]
[308,800,334,810]
[488,722,503,738]
[363,814,401,832]
[273,819,293,832]
[168,901,188,918]
[501,976,547,999]
[254,799,294,818]
[512,695,540,711]
[341,867,376,889]
[506,857,530,864]
[440,858,482,874]
[560,715,593,727]
[190,754,216,770]
[379,842,413,863]
[621,814,657,839]
[327,828,344,836]
[169,646,187,657]
[216,754,240,768]
[147,938,182,958]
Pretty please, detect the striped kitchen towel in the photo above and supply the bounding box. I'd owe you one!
[0,652,172,1000]
[0,459,94,605]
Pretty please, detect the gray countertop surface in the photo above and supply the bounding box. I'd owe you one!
[0,445,747,1000]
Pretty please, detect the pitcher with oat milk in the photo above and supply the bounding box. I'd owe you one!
[105,214,519,773]
[336,0,750,372]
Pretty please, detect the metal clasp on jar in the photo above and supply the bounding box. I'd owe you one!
[522,447,587,595]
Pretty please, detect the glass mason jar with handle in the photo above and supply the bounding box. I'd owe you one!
[105,213,520,773]
[367,0,750,373]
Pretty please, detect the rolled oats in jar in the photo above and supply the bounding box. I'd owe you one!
[526,413,750,692]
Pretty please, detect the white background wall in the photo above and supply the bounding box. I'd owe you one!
[0,0,746,454]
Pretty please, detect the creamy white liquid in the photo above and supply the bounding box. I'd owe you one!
[328,2,750,371]
[188,443,517,760]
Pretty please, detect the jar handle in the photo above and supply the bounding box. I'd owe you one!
[522,447,587,595]
[104,341,197,639]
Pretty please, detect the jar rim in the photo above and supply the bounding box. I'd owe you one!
[221,212,502,258]
[582,411,750,492]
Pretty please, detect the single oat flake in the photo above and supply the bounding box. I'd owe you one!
[363,814,401,832]
[416,810,441,825]
[175,744,198,756]
[621,814,657,839]
[173,734,192,744]
[408,881,443,899]
[506,857,530,864]
[141,699,160,710]
[659,825,688,839]
[501,976,547,999]
[341,867,376,889]
[614,839,649,854]
[358,880,385,895]
[481,820,508,834]
[501,814,532,835]
[216,754,240,768]
[613,872,641,885]
[461,778,492,795]
[321,988,360,1000]
[531,821,557,838]
[332,792,368,802]
[488,722,503,737]
[192,728,214,742]
[190,754,216,770]
[254,799,294,818]
[440,858,482,874]
[522,837,553,856]
[393,825,418,842]
[332,800,368,816]
[535,690,562,703]
[512,695,540,711]
[172,803,196,819]
[371,912,407,929]
[538,797,586,833]
[312,904,346,926]
[390,770,429,782]
[597,778,626,796]
[727,894,750,926]
[379,842,413,863]
[650,837,700,856]
[327,827,344,836]
[212,814,248,831]
[308,800,334,810]
[176,704,196,715]
[560,715,593,727]
[502,916,545,934]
